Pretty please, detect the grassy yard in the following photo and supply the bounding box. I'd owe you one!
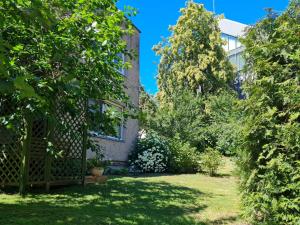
[0,158,244,225]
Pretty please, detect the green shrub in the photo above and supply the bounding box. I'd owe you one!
[129,131,171,173]
[200,147,223,176]
[214,122,242,156]
[142,89,242,156]
[237,1,300,224]
[204,91,242,156]
[169,137,201,173]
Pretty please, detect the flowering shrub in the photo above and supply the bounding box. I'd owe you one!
[129,131,170,173]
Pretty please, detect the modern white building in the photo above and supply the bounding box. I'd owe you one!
[219,18,248,97]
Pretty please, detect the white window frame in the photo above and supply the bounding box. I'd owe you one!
[221,33,240,52]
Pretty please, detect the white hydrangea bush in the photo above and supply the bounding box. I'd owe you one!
[129,131,170,173]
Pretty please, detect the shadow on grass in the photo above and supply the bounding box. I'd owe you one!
[210,216,241,225]
[0,178,209,225]
[209,173,232,178]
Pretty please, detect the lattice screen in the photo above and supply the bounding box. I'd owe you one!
[50,98,86,182]
[28,119,47,184]
[0,99,22,186]
[0,97,87,189]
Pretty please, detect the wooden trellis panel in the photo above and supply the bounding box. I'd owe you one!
[0,97,87,192]
[50,98,86,183]
[28,119,47,184]
[0,136,22,186]
[0,99,22,186]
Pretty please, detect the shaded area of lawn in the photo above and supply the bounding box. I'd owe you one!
[0,159,243,225]
[1,179,207,225]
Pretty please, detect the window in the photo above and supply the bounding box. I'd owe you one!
[88,100,124,140]
[228,52,245,72]
[237,53,245,71]
[228,36,237,51]
[221,33,240,51]
[115,53,125,75]
[221,34,229,51]
[228,54,237,66]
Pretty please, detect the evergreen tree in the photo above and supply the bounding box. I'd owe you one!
[238,1,300,224]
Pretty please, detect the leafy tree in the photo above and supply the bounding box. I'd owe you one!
[141,4,242,151]
[148,89,241,154]
[153,1,234,102]
[205,91,243,155]
[238,1,300,224]
[0,0,135,151]
[148,90,209,150]
[139,86,157,129]
[149,1,238,155]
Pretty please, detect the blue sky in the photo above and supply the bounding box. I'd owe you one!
[118,0,290,94]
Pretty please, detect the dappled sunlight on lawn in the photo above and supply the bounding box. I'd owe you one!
[0,159,244,225]
[0,179,206,225]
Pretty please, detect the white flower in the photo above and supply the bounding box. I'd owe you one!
[92,21,97,28]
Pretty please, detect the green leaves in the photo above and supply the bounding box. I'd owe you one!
[154,2,234,102]
[238,1,300,224]
[12,44,24,52]
[102,40,108,46]
[14,76,40,99]
[0,80,14,94]
[0,0,135,155]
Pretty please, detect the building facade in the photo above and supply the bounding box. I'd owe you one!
[219,18,248,97]
[87,27,140,165]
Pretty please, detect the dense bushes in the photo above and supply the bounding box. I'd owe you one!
[129,131,171,173]
[137,89,237,175]
[168,136,201,173]
[237,1,300,224]
[129,131,202,174]
[204,91,242,156]
[140,89,241,156]
[145,90,208,150]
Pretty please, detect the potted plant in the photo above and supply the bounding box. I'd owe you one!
[87,158,105,176]
[86,144,106,177]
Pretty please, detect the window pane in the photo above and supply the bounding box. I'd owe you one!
[115,53,125,75]
[88,100,102,135]
[229,54,236,65]
[228,36,237,51]
[221,34,229,51]
[101,103,123,139]
[88,101,123,139]
[237,53,245,71]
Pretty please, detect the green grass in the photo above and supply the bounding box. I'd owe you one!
[0,158,245,225]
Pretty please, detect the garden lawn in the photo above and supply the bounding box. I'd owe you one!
[0,158,244,225]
